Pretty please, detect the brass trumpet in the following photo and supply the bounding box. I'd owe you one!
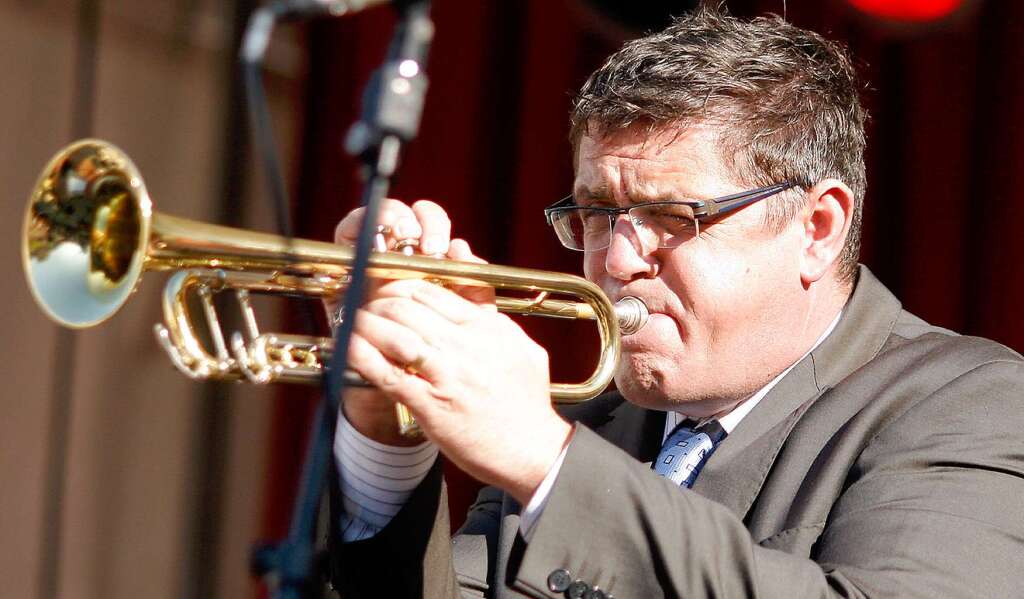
[22,140,648,435]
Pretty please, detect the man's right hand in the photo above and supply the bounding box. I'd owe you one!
[329,198,486,447]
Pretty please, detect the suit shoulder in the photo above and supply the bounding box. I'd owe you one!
[851,329,1024,438]
[883,309,1023,367]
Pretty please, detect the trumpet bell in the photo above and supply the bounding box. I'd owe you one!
[22,139,151,328]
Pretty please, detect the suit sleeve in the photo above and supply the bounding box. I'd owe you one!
[327,456,510,599]
[512,360,1024,598]
[327,458,462,598]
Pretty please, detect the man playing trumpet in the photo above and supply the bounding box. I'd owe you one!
[327,7,1024,598]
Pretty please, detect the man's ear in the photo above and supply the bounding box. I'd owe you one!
[799,179,855,285]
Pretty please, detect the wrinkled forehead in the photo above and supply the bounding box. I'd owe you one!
[572,124,739,202]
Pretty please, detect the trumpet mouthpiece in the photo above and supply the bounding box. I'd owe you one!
[614,296,649,335]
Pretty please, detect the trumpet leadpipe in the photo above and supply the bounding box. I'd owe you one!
[496,294,649,335]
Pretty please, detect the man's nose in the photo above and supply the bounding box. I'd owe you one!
[604,216,658,281]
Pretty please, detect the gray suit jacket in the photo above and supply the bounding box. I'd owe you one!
[328,267,1024,598]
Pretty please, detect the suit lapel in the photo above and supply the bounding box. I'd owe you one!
[691,358,823,516]
[691,266,903,518]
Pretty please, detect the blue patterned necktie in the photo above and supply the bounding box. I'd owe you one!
[652,419,727,488]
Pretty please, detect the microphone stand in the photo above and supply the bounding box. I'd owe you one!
[248,2,433,597]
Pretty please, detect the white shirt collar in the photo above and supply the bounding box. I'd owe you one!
[663,309,843,440]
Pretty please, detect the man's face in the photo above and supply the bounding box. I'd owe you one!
[575,125,810,417]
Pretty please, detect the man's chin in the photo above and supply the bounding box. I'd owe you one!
[616,384,736,418]
[613,362,675,410]
[614,360,730,416]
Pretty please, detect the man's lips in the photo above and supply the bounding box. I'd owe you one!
[605,284,683,338]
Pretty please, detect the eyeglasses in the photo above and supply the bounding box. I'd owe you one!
[543,181,797,251]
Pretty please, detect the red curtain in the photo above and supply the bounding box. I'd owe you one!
[259,0,1024,540]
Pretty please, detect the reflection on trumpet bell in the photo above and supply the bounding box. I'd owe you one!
[23,139,151,328]
[22,139,648,432]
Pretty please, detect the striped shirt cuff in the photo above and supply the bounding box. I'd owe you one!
[334,409,438,542]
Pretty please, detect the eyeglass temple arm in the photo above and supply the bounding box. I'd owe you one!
[699,181,796,218]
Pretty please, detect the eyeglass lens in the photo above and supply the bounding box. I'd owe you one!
[550,204,699,251]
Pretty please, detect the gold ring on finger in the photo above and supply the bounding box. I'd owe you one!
[404,353,428,376]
